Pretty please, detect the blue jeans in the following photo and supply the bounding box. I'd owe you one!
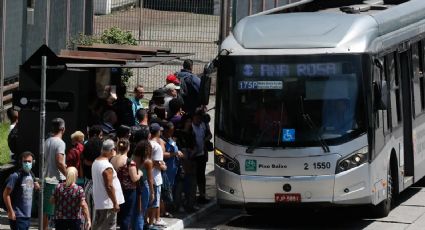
[9,217,31,230]
[133,180,150,230]
[119,189,137,230]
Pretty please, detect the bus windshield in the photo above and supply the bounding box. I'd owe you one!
[216,55,367,148]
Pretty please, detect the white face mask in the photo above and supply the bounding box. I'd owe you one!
[22,162,32,173]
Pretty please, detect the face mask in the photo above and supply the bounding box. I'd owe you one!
[22,162,32,173]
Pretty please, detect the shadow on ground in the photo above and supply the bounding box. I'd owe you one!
[219,176,425,229]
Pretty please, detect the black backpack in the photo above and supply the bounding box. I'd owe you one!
[0,170,35,211]
[176,72,194,99]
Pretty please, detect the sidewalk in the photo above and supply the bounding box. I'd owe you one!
[0,157,218,230]
[160,171,217,230]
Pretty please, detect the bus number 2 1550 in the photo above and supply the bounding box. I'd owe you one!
[304,162,331,170]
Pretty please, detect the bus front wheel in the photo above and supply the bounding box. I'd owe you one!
[371,164,395,217]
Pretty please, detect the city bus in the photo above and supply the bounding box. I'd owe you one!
[213,0,425,217]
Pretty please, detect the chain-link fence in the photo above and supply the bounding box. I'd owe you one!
[93,0,220,92]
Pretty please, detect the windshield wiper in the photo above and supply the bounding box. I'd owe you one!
[246,120,275,154]
[299,96,330,153]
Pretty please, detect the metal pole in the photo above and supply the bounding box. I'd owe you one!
[38,56,47,230]
[225,0,231,37]
[66,0,71,46]
[0,0,6,111]
[138,0,143,42]
[219,0,226,47]
[45,0,50,45]
[82,0,86,35]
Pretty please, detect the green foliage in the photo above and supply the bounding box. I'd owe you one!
[0,122,11,165]
[100,27,138,45]
[121,68,133,83]
[68,33,99,49]
[69,27,138,83]
[100,27,137,83]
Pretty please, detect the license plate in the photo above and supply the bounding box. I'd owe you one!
[275,193,301,203]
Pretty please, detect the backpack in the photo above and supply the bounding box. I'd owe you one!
[176,71,196,99]
[0,170,34,211]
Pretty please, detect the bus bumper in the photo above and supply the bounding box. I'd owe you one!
[216,163,371,206]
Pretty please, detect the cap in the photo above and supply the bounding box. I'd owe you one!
[166,74,180,84]
[165,83,181,91]
[150,123,163,133]
[152,88,166,98]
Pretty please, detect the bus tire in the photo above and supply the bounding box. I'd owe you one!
[372,163,395,217]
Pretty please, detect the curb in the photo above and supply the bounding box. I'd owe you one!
[165,199,218,230]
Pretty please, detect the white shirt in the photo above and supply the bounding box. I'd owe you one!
[164,96,173,114]
[92,159,125,210]
[150,140,163,186]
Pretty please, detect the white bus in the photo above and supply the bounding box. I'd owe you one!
[213,0,425,217]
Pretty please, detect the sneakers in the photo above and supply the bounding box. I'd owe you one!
[154,218,167,227]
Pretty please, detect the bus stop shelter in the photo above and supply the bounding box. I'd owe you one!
[14,44,191,166]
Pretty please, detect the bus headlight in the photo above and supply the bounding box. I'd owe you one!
[214,149,240,175]
[336,147,368,174]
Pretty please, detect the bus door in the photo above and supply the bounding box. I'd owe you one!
[399,50,414,181]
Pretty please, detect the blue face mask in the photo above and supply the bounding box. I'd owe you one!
[22,162,32,173]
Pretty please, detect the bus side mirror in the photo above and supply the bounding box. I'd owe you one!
[373,81,388,111]
[203,62,215,76]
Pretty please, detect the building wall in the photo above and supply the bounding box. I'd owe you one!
[25,0,88,60]
[2,1,24,81]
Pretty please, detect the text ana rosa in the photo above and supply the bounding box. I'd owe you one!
[260,63,337,77]
[258,163,287,169]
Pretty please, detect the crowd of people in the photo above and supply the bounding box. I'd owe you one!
[3,59,213,230]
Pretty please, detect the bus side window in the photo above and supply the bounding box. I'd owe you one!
[374,57,391,134]
[412,41,424,116]
[386,52,402,128]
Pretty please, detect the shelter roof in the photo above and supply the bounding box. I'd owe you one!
[23,44,192,70]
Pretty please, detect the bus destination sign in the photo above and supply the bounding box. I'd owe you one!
[239,63,343,78]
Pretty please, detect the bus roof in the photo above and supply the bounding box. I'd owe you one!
[231,0,425,51]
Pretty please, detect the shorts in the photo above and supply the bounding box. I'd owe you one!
[149,185,161,208]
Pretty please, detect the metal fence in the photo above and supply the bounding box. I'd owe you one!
[0,0,92,112]
[93,0,220,92]
[232,0,302,25]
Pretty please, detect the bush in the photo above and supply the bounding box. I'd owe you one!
[0,123,11,165]
[100,27,137,45]
[69,27,138,83]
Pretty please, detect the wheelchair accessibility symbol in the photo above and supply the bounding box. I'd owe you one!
[282,129,295,142]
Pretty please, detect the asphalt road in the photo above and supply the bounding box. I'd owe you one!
[187,178,425,230]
